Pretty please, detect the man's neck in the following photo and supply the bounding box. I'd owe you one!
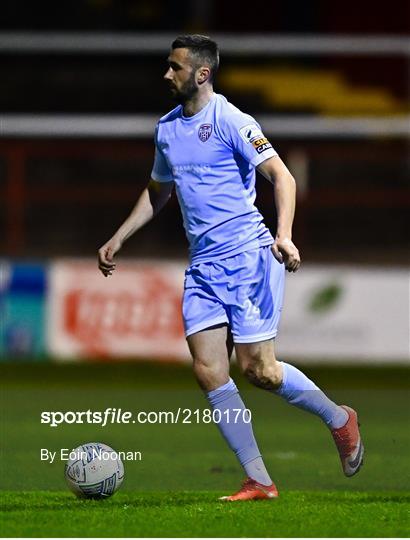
[183,88,214,117]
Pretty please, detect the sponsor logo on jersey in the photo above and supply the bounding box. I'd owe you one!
[251,137,268,148]
[198,124,213,142]
[172,164,211,175]
[252,137,273,154]
[239,123,264,143]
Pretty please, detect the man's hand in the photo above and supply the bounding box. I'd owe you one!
[271,237,301,273]
[98,237,122,277]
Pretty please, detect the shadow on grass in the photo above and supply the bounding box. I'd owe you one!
[2,490,410,513]
[0,491,221,512]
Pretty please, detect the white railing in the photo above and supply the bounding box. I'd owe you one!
[1,114,408,138]
[0,32,408,55]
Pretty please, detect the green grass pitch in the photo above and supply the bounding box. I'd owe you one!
[1,362,409,537]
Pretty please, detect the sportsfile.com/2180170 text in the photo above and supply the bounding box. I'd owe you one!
[40,408,252,427]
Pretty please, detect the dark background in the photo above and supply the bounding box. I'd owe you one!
[1,0,409,263]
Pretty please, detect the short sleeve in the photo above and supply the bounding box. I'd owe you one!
[151,125,174,182]
[221,111,277,167]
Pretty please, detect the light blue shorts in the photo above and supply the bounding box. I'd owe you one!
[183,246,285,343]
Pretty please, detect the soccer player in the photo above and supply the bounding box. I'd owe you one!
[98,35,364,501]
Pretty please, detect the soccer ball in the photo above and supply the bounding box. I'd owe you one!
[65,442,124,498]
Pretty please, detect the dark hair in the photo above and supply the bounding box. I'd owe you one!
[171,34,219,82]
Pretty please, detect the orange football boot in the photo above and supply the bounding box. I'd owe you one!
[219,477,279,501]
[331,405,364,477]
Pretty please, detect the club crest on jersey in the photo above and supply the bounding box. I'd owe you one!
[198,124,212,142]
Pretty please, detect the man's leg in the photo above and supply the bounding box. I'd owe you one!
[235,339,364,476]
[187,325,276,491]
[235,339,348,428]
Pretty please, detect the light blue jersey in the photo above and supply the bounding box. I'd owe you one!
[151,93,277,264]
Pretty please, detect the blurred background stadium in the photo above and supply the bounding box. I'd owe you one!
[0,3,409,530]
[1,0,408,363]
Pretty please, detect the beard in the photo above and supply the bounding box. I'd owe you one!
[170,73,198,104]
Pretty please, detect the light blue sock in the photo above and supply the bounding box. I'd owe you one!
[275,362,348,429]
[207,378,272,486]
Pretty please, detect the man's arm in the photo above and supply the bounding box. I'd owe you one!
[98,179,174,276]
[257,156,301,273]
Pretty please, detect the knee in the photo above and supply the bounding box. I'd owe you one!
[193,356,229,392]
[242,357,282,391]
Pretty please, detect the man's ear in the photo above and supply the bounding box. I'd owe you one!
[197,67,211,85]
